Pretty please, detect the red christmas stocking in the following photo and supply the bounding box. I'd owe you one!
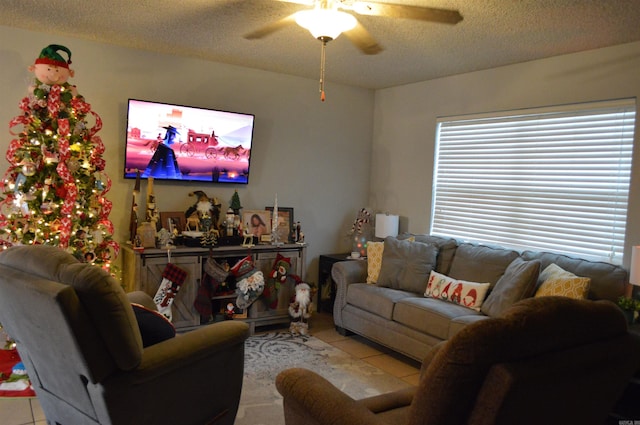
[153,263,187,321]
[264,254,290,309]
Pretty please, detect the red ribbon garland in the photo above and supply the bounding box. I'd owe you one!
[57,118,70,137]
[55,138,77,248]
[6,139,23,166]
[47,85,61,116]
[4,87,118,255]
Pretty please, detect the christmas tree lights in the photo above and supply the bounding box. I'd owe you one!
[0,44,119,270]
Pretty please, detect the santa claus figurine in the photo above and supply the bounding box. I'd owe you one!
[288,282,313,336]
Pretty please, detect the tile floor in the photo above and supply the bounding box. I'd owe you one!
[0,311,421,425]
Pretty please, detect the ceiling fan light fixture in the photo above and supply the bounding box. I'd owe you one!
[294,8,357,40]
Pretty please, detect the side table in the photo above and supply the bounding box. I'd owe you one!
[317,253,361,313]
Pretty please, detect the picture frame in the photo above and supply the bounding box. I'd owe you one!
[242,210,272,241]
[159,211,186,234]
[266,206,294,243]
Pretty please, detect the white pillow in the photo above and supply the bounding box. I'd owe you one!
[425,270,490,311]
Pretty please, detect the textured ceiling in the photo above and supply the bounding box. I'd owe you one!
[1,0,640,89]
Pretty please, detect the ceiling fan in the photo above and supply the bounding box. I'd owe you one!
[244,0,463,100]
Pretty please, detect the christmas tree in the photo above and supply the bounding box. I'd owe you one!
[0,44,119,270]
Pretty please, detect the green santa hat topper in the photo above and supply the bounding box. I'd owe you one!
[35,44,72,69]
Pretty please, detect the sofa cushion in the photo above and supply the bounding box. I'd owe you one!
[132,303,176,347]
[377,237,438,293]
[366,241,384,283]
[398,233,458,275]
[481,258,541,317]
[521,250,626,302]
[346,283,414,320]
[424,271,490,311]
[393,297,483,340]
[534,263,591,300]
[448,243,519,287]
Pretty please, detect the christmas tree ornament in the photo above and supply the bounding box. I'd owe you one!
[21,160,36,177]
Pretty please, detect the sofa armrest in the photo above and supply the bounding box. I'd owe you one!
[332,260,368,327]
[93,320,250,424]
[126,291,157,311]
[421,341,446,379]
[138,320,249,377]
[276,368,389,425]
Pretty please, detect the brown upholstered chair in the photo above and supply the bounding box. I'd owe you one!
[276,296,640,425]
[0,245,249,425]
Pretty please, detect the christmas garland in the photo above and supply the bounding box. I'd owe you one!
[0,79,119,266]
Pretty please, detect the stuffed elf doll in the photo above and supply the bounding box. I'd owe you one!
[28,44,78,97]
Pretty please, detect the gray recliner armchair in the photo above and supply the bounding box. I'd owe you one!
[0,245,249,425]
[277,296,640,425]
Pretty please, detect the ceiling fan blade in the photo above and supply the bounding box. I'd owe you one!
[276,0,314,4]
[244,14,298,39]
[351,1,463,25]
[343,22,383,55]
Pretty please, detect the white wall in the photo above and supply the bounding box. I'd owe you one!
[371,41,640,267]
[0,25,375,279]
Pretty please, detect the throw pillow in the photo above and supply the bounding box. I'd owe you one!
[132,303,176,348]
[377,237,438,293]
[534,263,591,299]
[366,241,384,284]
[448,243,519,287]
[425,270,490,311]
[481,258,541,317]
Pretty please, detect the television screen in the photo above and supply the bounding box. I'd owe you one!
[124,99,255,183]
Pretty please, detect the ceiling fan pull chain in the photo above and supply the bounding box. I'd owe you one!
[319,39,327,102]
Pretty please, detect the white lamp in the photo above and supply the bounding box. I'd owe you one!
[375,213,399,239]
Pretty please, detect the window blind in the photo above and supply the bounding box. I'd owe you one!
[431,98,636,264]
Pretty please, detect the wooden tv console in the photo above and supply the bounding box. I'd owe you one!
[122,243,307,333]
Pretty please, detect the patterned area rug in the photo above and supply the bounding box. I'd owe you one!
[235,332,411,425]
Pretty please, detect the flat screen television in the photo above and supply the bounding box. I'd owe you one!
[124,99,255,184]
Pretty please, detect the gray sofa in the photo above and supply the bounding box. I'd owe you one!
[332,234,628,361]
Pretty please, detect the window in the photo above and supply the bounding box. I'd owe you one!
[431,98,636,264]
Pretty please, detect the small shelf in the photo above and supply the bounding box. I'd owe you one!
[211,294,236,300]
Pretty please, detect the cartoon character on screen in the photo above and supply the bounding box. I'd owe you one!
[142,125,182,179]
